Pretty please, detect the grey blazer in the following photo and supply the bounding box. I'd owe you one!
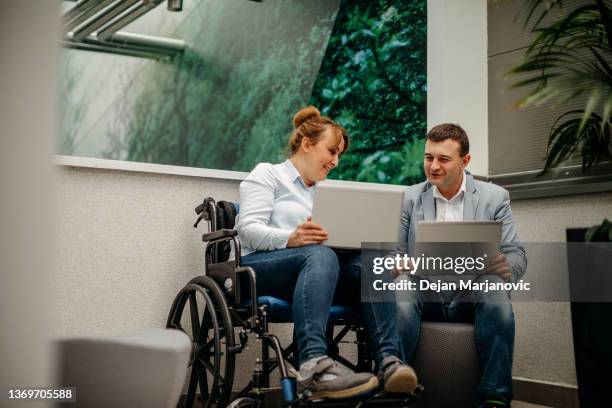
[398,172,527,282]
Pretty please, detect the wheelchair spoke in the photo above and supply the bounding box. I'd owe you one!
[199,356,224,387]
[201,337,215,352]
[199,356,215,375]
[197,310,213,344]
[195,361,210,405]
[188,292,201,336]
[185,364,198,408]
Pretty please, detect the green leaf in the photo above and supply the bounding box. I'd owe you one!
[507,73,562,89]
[578,86,602,135]
[588,46,612,80]
[601,94,612,135]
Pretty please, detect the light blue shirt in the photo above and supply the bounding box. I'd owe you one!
[236,159,315,256]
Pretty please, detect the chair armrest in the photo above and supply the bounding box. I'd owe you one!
[202,228,237,242]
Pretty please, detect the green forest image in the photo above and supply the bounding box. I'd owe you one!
[60,0,426,185]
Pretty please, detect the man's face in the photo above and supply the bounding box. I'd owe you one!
[423,138,470,190]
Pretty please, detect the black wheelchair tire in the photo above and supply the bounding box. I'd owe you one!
[167,276,236,408]
[188,275,236,407]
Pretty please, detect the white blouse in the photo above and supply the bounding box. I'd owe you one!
[236,159,315,256]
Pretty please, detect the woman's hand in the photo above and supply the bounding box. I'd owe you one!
[287,217,329,247]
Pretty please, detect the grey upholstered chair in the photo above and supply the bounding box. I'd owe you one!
[413,322,481,408]
[56,328,191,408]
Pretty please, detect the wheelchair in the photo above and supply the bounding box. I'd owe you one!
[166,197,421,408]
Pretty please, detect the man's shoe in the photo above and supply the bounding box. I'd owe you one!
[378,356,418,394]
[296,357,378,400]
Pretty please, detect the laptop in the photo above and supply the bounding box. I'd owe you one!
[311,180,405,249]
[414,221,502,273]
[416,221,502,243]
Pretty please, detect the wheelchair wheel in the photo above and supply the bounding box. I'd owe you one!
[167,275,236,408]
[227,397,260,408]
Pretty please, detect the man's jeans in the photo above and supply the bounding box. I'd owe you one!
[397,274,515,406]
[242,244,402,366]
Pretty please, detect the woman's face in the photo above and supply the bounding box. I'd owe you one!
[301,127,345,185]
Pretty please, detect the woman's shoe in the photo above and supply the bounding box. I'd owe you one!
[296,357,378,400]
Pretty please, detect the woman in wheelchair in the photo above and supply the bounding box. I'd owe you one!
[235,106,418,400]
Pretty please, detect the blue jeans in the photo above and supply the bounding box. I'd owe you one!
[242,245,402,366]
[397,274,515,406]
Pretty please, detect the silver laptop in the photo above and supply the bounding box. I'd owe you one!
[311,180,405,249]
[416,221,502,243]
[415,221,502,270]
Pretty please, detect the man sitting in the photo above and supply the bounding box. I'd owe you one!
[395,124,527,408]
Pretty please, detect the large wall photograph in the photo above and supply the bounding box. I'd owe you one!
[60,0,426,185]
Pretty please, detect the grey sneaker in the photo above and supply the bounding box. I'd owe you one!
[296,357,378,400]
[378,356,418,394]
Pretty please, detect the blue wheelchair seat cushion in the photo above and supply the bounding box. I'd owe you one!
[246,296,360,323]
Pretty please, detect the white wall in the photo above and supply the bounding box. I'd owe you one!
[428,0,488,176]
[53,167,240,337]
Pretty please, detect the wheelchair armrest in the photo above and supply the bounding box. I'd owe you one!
[202,228,237,242]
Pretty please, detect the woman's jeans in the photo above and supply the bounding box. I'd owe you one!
[241,244,402,366]
[396,274,515,406]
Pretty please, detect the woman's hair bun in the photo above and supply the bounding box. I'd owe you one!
[292,106,320,128]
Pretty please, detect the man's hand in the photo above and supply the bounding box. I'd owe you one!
[392,258,414,278]
[485,252,512,281]
[287,217,329,247]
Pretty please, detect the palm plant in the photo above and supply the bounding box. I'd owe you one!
[507,0,612,172]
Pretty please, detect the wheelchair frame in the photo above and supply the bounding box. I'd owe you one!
[166,197,420,408]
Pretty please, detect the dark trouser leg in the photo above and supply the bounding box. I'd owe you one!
[334,251,402,368]
[395,278,446,364]
[473,275,515,406]
[449,274,515,406]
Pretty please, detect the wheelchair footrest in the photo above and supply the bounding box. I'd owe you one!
[300,384,423,407]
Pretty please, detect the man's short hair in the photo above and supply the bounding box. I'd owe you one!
[426,123,469,157]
